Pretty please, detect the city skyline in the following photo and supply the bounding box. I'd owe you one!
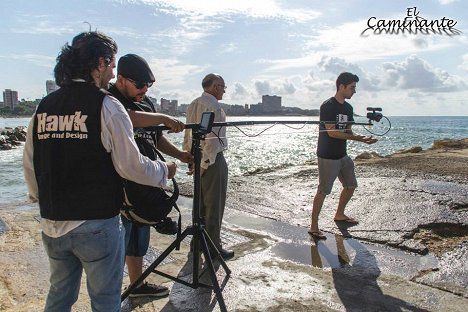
[0,0,467,116]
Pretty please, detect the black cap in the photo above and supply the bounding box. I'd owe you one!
[117,54,155,83]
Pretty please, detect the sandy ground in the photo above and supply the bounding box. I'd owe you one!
[0,138,467,311]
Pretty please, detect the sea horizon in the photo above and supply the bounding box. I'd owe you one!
[1,115,467,205]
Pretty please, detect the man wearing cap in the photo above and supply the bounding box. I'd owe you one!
[109,54,192,297]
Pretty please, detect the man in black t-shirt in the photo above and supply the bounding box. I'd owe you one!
[309,72,377,240]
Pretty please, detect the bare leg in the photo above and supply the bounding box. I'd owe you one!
[126,256,144,287]
[334,187,355,220]
[310,191,326,232]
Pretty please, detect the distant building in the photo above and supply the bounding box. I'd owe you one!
[178,104,189,114]
[219,103,247,116]
[262,95,282,113]
[249,102,264,114]
[3,89,19,110]
[160,98,178,115]
[46,80,59,94]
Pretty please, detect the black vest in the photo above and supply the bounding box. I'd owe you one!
[33,82,123,220]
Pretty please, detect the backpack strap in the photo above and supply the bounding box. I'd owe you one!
[152,147,182,239]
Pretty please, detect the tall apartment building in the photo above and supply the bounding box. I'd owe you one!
[46,80,59,94]
[160,98,178,115]
[262,95,282,113]
[3,89,19,110]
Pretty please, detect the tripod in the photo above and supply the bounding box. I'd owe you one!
[121,113,231,311]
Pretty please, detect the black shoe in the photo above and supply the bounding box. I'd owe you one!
[129,282,169,298]
[219,248,234,260]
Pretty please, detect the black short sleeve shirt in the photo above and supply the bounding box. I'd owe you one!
[317,97,354,159]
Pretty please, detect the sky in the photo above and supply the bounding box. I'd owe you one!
[0,0,467,116]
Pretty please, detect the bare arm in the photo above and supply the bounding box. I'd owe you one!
[127,110,184,133]
[325,124,377,144]
[158,135,193,163]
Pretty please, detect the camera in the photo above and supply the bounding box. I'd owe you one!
[366,107,383,122]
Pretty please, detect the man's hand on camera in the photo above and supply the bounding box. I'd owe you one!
[166,161,177,179]
[164,116,185,133]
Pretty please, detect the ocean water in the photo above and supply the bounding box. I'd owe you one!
[1,116,467,205]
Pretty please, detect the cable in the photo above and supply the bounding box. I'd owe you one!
[231,123,279,137]
[194,117,391,146]
[362,116,392,136]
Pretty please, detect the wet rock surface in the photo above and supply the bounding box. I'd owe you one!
[1,142,467,311]
[0,127,27,150]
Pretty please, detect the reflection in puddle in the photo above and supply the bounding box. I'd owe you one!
[271,234,438,279]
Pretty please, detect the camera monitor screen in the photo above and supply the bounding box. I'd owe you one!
[199,111,215,134]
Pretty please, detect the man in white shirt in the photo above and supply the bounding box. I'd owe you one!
[23,31,176,312]
[183,73,233,260]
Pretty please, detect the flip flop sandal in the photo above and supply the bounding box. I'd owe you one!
[334,217,359,224]
[308,230,327,240]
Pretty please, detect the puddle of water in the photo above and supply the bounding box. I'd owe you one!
[225,210,439,280]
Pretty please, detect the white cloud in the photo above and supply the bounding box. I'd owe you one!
[460,54,468,72]
[317,56,382,91]
[0,54,55,68]
[381,55,467,92]
[438,0,459,4]
[137,0,321,22]
[230,82,250,100]
[146,58,206,103]
[8,16,81,35]
[254,80,272,95]
[217,43,239,54]
[257,17,457,75]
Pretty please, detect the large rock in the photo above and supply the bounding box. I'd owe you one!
[396,146,423,154]
[431,138,468,150]
[355,151,384,160]
[0,126,27,151]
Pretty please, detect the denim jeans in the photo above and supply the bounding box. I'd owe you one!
[42,216,124,312]
[121,215,150,257]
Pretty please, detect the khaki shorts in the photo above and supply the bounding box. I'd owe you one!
[317,155,357,195]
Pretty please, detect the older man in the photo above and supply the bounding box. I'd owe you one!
[183,73,233,260]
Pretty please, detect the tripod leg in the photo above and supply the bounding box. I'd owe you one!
[199,230,228,312]
[202,228,232,275]
[121,228,191,301]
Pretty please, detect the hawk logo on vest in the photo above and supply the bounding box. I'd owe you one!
[36,111,89,140]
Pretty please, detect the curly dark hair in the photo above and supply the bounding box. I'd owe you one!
[54,31,118,86]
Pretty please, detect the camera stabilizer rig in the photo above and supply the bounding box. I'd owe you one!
[121,110,390,310]
[363,107,391,136]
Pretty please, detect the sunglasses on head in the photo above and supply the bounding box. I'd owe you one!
[126,77,153,89]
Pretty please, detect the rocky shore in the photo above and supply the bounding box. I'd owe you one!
[0,127,27,150]
[0,138,467,311]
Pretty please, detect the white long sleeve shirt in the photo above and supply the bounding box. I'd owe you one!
[23,93,168,237]
[182,92,227,169]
